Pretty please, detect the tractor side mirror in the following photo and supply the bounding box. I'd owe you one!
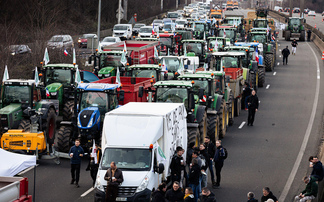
[127,57,132,65]
[119,90,125,101]
[88,56,92,64]
[226,75,230,83]
[285,18,288,23]
[80,71,84,81]
[156,163,164,174]
[189,93,195,110]
[304,19,306,23]
[138,86,144,98]
[198,88,204,99]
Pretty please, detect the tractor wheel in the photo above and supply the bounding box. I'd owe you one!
[43,108,56,145]
[187,128,200,147]
[207,114,219,144]
[18,119,31,131]
[258,68,265,87]
[218,100,226,139]
[62,100,74,121]
[57,126,72,153]
[228,94,234,126]
[264,53,274,72]
[300,30,305,41]
[199,112,207,144]
[234,97,241,117]
[285,30,290,41]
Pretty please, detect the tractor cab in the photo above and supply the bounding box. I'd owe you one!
[94,51,124,79]
[159,56,182,80]
[210,52,245,72]
[126,64,162,81]
[207,37,229,52]
[182,39,207,66]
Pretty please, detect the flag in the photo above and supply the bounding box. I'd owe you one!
[167,48,170,56]
[123,41,127,55]
[162,59,168,72]
[75,66,81,85]
[34,67,39,87]
[154,46,159,58]
[46,87,50,97]
[203,63,208,71]
[116,66,121,87]
[2,65,9,82]
[120,50,127,66]
[177,59,184,75]
[64,49,68,56]
[156,142,166,164]
[98,41,101,51]
[152,23,155,35]
[157,30,160,38]
[255,47,259,64]
[203,31,206,41]
[215,38,218,52]
[184,45,187,57]
[43,48,50,65]
[91,140,98,164]
[73,48,76,64]
[223,28,226,38]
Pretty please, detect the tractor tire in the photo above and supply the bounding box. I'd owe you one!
[57,126,72,153]
[218,100,227,139]
[207,114,219,144]
[199,112,207,144]
[62,100,74,121]
[18,119,31,131]
[234,97,241,117]
[285,30,290,41]
[228,94,234,126]
[258,68,265,87]
[300,30,305,41]
[187,128,200,147]
[264,53,274,72]
[42,108,56,145]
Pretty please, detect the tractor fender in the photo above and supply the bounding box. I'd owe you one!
[37,100,57,119]
[195,105,206,123]
[215,95,224,112]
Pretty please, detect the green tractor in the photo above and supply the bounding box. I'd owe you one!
[182,39,208,66]
[178,73,229,140]
[248,29,276,72]
[188,21,209,40]
[154,80,207,146]
[0,79,57,145]
[207,37,229,52]
[283,17,306,41]
[40,64,81,120]
[126,64,163,81]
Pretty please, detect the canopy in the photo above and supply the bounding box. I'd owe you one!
[0,149,36,177]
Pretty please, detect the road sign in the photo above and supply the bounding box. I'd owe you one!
[116,7,124,13]
[116,12,124,19]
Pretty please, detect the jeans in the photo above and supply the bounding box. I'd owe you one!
[215,161,224,185]
[248,107,256,125]
[245,95,250,109]
[283,56,288,64]
[71,164,81,183]
[294,195,315,202]
[189,184,199,202]
[201,170,208,188]
[208,159,215,183]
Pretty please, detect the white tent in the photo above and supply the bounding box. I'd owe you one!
[0,149,36,177]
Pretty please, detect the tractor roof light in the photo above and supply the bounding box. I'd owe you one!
[191,80,195,84]
[40,62,43,65]
[149,144,153,149]
[150,79,154,83]
[211,73,214,76]
[159,63,161,66]
[96,49,98,52]
[151,75,154,78]
[39,73,43,77]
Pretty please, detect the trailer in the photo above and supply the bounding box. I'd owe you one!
[0,176,32,202]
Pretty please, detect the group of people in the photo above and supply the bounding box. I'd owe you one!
[281,39,298,65]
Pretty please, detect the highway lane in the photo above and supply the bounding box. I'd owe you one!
[280,11,324,32]
[17,9,324,202]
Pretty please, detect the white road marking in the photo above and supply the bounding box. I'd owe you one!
[18,164,39,175]
[238,121,246,129]
[279,42,321,202]
[81,187,95,197]
[278,44,281,46]
[279,49,281,51]
[277,62,280,66]
[273,72,277,76]
[266,84,270,89]
[258,101,260,103]
[279,55,282,58]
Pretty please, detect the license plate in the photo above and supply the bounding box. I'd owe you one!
[116,197,127,201]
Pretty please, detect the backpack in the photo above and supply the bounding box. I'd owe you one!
[221,147,228,160]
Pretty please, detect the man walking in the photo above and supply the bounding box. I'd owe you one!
[247,90,259,126]
[89,144,102,187]
[204,136,216,186]
[291,39,298,55]
[282,46,290,65]
[309,156,324,181]
[294,176,318,202]
[69,139,84,188]
[104,161,124,202]
[213,140,226,188]
[188,159,201,202]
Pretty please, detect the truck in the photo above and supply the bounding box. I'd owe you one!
[89,40,159,77]
[0,176,32,202]
[283,17,306,41]
[226,1,234,10]
[233,1,239,9]
[94,102,187,201]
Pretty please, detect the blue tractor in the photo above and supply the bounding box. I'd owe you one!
[57,83,123,152]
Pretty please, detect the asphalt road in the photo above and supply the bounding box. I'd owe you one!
[19,9,324,202]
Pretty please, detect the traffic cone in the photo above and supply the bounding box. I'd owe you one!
[322,51,324,60]
[322,18,324,22]
[313,16,315,19]
[315,24,317,28]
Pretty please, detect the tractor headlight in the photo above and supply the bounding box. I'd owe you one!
[87,116,94,128]
[98,74,102,77]
[104,73,111,77]
[77,118,81,127]
[136,176,149,193]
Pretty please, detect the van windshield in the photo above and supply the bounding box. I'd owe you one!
[114,25,129,30]
[101,148,152,171]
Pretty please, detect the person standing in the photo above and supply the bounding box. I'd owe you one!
[165,181,185,202]
[104,161,124,202]
[188,159,200,202]
[247,192,258,202]
[69,139,84,188]
[199,187,217,202]
[291,39,298,55]
[307,29,312,42]
[213,140,226,188]
[87,144,102,187]
[247,90,259,126]
[152,183,167,202]
[294,176,318,202]
[199,144,209,189]
[309,156,324,181]
[281,46,290,65]
[170,147,185,186]
[243,82,252,110]
[261,187,278,202]
[204,136,216,186]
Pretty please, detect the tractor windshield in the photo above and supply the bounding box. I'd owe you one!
[130,69,157,78]
[218,29,235,39]
[192,80,208,95]
[209,40,223,50]
[254,20,268,28]
[45,68,72,85]
[290,18,301,26]
[101,148,152,171]
[184,43,203,56]
[3,85,30,104]
[161,58,180,73]
[156,88,188,103]
[221,57,239,68]
[160,37,172,47]
[250,34,267,43]
[195,24,205,32]
[80,91,108,115]
[210,14,221,19]
[101,54,122,67]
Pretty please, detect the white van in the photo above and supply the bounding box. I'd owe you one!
[113,24,132,40]
[94,102,187,202]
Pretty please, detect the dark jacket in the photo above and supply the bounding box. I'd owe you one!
[204,142,215,161]
[302,176,318,197]
[247,198,258,202]
[291,40,298,47]
[165,188,184,202]
[282,48,290,57]
[184,194,195,202]
[311,161,324,181]
[214,146,225,163]
[187,147,194,166]
[243,85,252,97]
[199,149,209,170]
[199,192,217,202]
[188,164,201,185]
[104,168,124,187]
[260,191,278,202]
[152,189,166,202]
[170,154,184,176]
[69,145,84,164]
[247,95,259,109]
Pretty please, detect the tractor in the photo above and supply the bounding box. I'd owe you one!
[182,39,208,66]
[125,64,163,81]
[283,17,306,41]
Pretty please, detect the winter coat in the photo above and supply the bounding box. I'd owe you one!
[199,192,217,202]
[214,146,225,163]
[247,95,259,109]
[188,164,200,185]
[301,176,318,197]
[247,198,258,202]
[165,188,184,202]
[282,48,290,57]
[170,155,184,176]
[261,191,278,202]
[69,145,84,164]
[104,168,124,187]
[311,161,324,181]
[204,142,215,161]
[199,149,209,170]
[184,194,195,202]
[152,189,166,202]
